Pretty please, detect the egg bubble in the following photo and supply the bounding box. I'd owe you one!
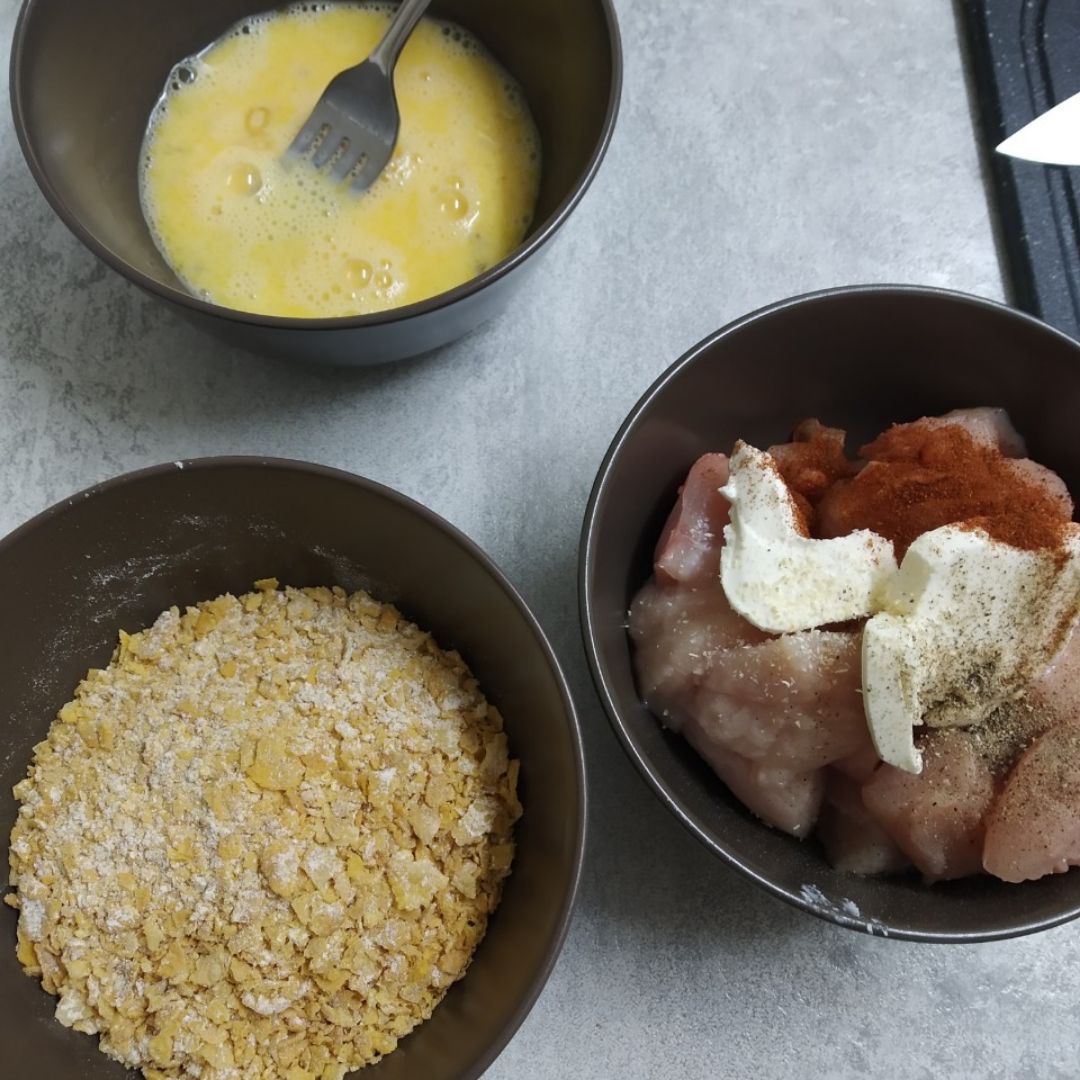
[440,193,469,220]
[245,106,271,135]
[346,260,373,288]
[225,163,263,195]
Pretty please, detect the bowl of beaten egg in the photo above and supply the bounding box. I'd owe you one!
[581,285,1080,943]
[0,458,584,1078]
[10,0,621,364]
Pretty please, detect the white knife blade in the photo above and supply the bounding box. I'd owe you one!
[997,90,1080,166]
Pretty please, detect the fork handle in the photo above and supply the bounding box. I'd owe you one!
[369,0,434,74]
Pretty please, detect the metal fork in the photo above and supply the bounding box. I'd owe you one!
[286,0,433,192]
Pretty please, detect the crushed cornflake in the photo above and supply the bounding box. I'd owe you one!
[6,581,520,1079]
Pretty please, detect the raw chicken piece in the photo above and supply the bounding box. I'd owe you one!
[1029,617,1080,722]
[654,453,730,586]
[817,413,1072,557]
[691,629,873,769]
[628,578,769,729]
[817,771,910,875]
[983,721,1080,882]
[942,406,1027,456]
[1001,457,1075,519]
[861,730,995,881]
[866,406,1026,460]
[767,419,860,517]
[831,741,881,783]
[683,720,824,837]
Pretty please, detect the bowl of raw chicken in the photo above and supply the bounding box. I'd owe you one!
[580,285,1080,942]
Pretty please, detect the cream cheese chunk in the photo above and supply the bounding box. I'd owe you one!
[862,524,1080,773]
[718,441,898,633]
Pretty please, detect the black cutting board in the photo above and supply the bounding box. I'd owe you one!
[958,0,1080,339]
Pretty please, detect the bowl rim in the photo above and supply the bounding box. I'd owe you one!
[1,455,587,1075]
[578,282,1080,944]
[8,0,623,331]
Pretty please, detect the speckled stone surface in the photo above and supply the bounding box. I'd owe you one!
[1,0,1074,1077]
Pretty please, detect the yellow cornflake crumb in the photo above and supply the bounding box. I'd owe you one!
[6,583,519,1078]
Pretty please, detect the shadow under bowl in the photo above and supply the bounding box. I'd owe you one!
[580,284,1080,943]
[0,458,585,1077]
[10,0,621,365]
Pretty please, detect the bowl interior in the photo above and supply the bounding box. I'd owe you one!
[0,460,583,1078]
[12,0,616,315]
[582,287,1080,942]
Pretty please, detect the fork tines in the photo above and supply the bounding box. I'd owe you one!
[289,112,374,186]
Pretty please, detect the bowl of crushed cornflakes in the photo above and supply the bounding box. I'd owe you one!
[0,457,584,1079]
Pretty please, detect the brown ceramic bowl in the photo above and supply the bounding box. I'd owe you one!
[0,459,584,1077]
[580,285,1080,943]
[10,0,621,365]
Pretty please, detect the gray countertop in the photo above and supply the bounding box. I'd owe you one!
[1,0,1071,1077]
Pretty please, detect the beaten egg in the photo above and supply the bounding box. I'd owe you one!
[140,2,541,318]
